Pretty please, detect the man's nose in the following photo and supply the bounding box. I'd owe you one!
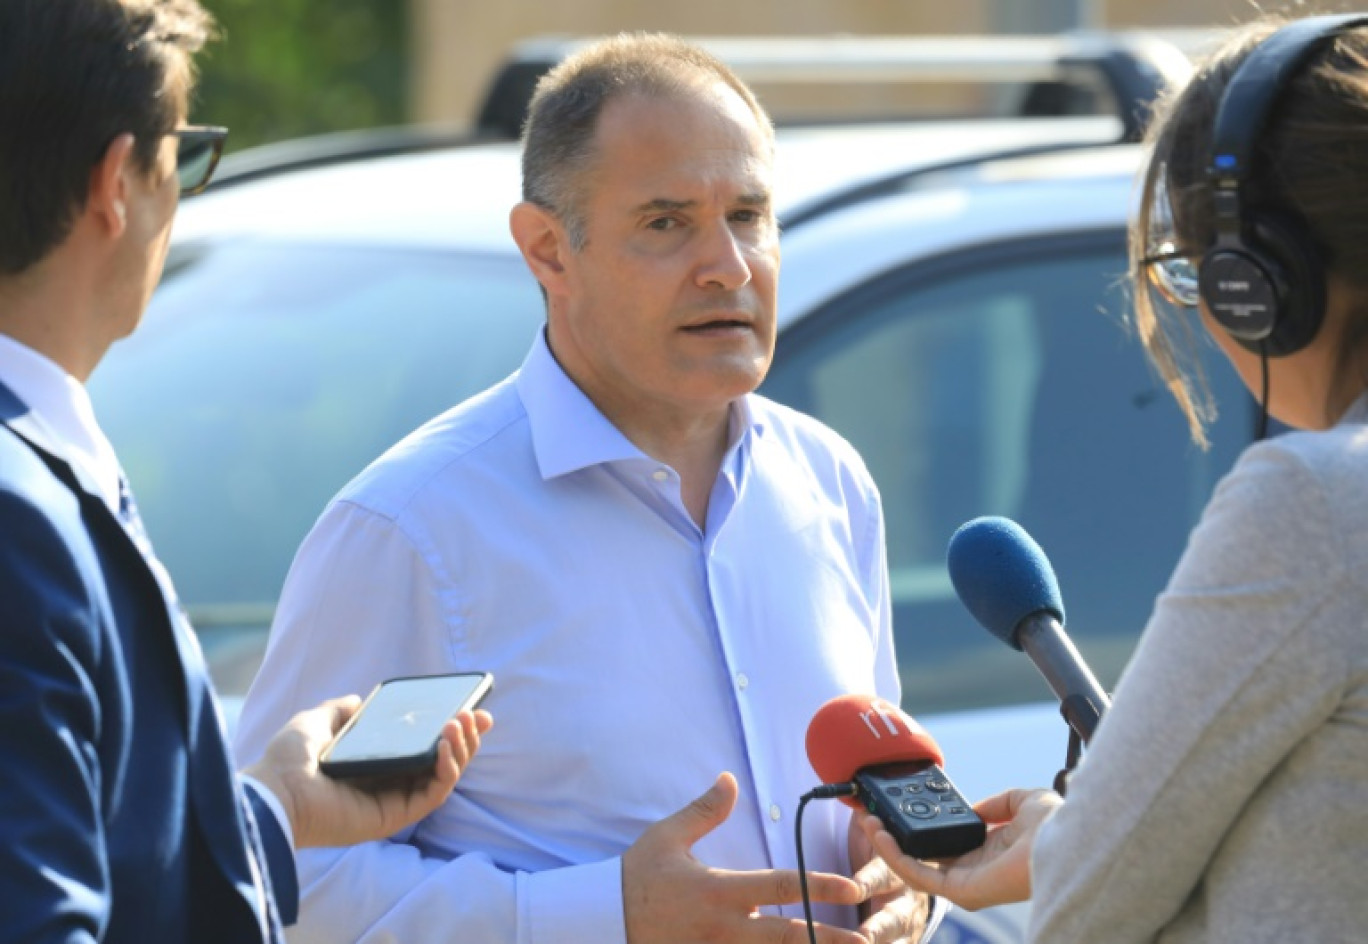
[695,220,752,292]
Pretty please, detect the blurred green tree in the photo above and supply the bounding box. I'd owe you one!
[193,0,408,152]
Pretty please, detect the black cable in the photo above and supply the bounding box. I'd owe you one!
[797,783,859,944]
[1257,341,1271,441]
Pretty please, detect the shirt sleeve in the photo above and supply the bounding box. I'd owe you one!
[232,500,628,944]
[0,489,107,943]
[1027,440,1352,944]
[860,473,901,708]
[240,776,299,925]
[239,774,294,852]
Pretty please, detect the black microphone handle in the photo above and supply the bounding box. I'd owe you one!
[1015,612,1112,745]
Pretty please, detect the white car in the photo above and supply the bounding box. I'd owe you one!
[90,48,1256,942]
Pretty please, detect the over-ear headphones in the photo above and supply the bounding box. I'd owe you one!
[1199,13,1368,357]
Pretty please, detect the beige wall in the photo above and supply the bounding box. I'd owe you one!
[410,0,1358,127]
[411,0,992,127]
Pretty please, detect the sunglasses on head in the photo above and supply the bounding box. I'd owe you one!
[171,125,228,196]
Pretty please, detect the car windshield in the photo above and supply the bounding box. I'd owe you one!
[90,239,545,636]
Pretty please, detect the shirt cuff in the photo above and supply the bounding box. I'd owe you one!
[519,855,626,944]
[240,773,296,852]
[919,895,949,943]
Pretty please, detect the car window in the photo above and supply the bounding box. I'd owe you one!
[89,240,544,626]
[762,232,1249,714]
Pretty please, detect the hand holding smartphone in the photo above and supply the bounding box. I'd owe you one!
[320,672,494,780]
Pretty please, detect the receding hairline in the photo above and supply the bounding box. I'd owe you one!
[519,33,775,250]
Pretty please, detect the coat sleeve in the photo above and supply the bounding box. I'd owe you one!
[0,486,110,943]
[1028,441,1353,943]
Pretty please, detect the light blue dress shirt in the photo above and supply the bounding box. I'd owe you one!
[234,330,908,943]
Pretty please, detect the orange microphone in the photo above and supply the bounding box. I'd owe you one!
[805,694,985,858]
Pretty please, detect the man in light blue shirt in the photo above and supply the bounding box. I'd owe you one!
[235,32,937,944]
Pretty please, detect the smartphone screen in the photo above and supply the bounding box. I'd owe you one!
[321,672,492,776]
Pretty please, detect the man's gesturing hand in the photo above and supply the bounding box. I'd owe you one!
[623,772,868,944]
[848,809,929,943]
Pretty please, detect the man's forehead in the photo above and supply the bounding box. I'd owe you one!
[596,84,769,151]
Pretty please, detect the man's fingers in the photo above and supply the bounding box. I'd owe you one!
[303,694,364,740]
[850,853,903,899]
[442,713,481,769]
[431,737,460,790]
[869,829,948,895]
[405,738,460,816]
[657,772,739,848]
[857,891,925,944]
[744,914,868,944]
[713,866,863,909]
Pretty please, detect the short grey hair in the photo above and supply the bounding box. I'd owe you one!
[520,32,774,250]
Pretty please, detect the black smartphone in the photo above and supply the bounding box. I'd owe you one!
[853,760,986,859]
[319,671,493,780]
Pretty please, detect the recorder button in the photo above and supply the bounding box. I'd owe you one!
[901,799,939,820]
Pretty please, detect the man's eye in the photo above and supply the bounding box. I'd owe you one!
[647,217,679,231]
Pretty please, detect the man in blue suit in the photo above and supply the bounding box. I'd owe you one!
[0,2,491,941]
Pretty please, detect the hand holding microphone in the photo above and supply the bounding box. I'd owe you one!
[856,787,1060,912]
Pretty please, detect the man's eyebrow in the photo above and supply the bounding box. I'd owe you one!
[633,198,695,214]
[631,192,772,214]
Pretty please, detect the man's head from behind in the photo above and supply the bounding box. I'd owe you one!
[0,0,214,277]
[511,34,782,430]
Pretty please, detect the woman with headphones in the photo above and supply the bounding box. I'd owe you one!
[860,13,1368,943]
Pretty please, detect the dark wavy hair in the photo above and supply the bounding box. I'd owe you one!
[0,0,215,274]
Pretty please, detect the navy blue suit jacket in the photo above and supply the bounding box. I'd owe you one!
[0,379,297,942]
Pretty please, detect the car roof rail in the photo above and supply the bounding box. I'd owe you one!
[777,138,1127,233]
[476,29,1209,143]
[198,124,495,195]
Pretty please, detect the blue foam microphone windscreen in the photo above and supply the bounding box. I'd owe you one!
[946,516,1065,650]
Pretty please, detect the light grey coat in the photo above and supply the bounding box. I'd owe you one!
[1029,394,1368,943]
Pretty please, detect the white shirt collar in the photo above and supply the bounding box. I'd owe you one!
[0,332,122,514]
[515,328,765,481]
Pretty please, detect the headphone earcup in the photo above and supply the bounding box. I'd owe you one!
[1199,212,1326,357]
[1251,211,1326,356]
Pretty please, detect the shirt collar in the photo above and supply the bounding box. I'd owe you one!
[514,328,765,480]
[0,333,122,513]
[1340,389,1368,426]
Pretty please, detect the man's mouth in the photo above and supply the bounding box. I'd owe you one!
[681,316,753,333]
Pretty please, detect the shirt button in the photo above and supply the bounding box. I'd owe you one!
[735,672,749,690]
[769,804,782,822]
[651,469,669,482]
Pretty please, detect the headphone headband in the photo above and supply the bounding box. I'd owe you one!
[1209,13,1368,234]
[1197,14,1368,357]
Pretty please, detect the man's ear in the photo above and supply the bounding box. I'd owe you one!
[510,201,573,297]
[86,133,137,239]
